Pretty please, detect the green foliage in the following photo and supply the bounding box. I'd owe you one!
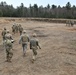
[0,1,76,19]
[0,10,3,16]
[52,4,57,9]
[66,2,71,10]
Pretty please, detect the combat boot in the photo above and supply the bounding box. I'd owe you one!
[32,56,36,63]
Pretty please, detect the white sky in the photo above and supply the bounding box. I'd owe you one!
[0,0,76,8]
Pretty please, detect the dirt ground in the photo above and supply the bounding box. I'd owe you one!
[0,19,76,75]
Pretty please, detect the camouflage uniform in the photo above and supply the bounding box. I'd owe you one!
[1,28,7,41]
[4,30,14,62]
[4,39,13,62]
[19,25,23,35]
[5,30,13,40]
[19,30,29,56]
[15,24,19,33]
[66,20,70,26]
[12,25,16,34]
[66,20,74,27]
[70,20,74,27]
[30,33,41,62]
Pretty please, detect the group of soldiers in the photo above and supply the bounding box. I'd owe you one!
[1,24,41,63]
[12,23,23,35]
[66,20,74,27]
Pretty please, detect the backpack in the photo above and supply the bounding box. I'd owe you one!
[6,39,12,47]
[22,35,28,42]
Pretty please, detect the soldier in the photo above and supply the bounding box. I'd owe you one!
[66,20,70,27]
[5,30,13,40]
[19,25,23,35]
[30,33,41,63]
[1,27,7,41]
[12,25,16,34]
[15,24,19,33]
[70,20,74,27]
[4,30,14,62]
[19,30,30,56]
[66,20,68,26]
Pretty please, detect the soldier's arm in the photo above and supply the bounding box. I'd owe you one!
[36,40,41,49]
[10,34,13,40]
[38,44,41,49]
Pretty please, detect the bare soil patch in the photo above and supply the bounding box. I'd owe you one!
[0,18,76,75]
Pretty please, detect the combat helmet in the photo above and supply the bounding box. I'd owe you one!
[4,27,6,30]
[7,30,10,33]
[23,30,26,33]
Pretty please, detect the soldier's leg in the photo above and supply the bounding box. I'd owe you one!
[3,39,5,49]
[20,31,22,35]
[8,49,13,62]
[9,52,13,62]
[22,44,27,56]
[13,29,15,34]
[33,49,37,56]
[2,37,4,41]
[13,30,15,34]
[19,31,21,35]
[32,49,37,63]
[6,49,9,62]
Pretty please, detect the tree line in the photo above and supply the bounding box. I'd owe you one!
[0,1,76,19]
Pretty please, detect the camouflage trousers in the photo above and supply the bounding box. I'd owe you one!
[6,48,13,62]
[32,49,37,56]
[31,48,37,62]
[19,31,22,35]
[31,46,38,56]
[22,43,27,56]
[12,29,16,34]
[2,37,6,41]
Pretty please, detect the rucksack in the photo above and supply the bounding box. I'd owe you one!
[22,35,28,42]
[6,39,12,47]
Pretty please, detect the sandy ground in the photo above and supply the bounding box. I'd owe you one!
[0,19,76,75]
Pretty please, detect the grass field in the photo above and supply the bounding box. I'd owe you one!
[0,18,76,75]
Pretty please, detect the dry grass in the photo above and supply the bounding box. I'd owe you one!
[0,18,76,75]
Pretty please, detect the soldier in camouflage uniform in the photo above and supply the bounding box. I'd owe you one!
[1,27,7,41]
[30,33,41,63]
[70,20,74,27]
[19,30,30,56]
[66,20,70,27]
[66,20,74,27]
[12,25,16,34]
[19,25,23,35]
[4,30,14,62]
[15,24,19,33]
[5,30,13,40]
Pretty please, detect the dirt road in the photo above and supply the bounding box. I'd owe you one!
[0,19,76,75]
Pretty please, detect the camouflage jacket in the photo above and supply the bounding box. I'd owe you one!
[19,34,30,44]
[30,38,40,50]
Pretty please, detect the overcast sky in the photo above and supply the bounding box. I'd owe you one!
[0,0,76,8]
